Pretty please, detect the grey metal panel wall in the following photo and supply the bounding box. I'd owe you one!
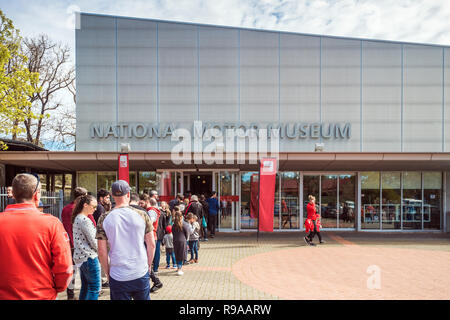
[76,15,448,153]
[76,14,116,151]
[362,41,402,151]
[321,37,361,151]
[445,48,450,152]
[198,27,239,122]
[403,45,443,152]
[240,30,279,123]
[158,22,198,151]
[280,34,320,152]
[117,18,158,151]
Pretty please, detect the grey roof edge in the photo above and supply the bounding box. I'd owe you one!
[78,11,450,49]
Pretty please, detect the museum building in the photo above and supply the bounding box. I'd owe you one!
[1,12,449,232]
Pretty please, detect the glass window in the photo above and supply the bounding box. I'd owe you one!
[303,175,319,228]
[338,175,356,228]
[280,172,300,229]
[361,172,380,229]
[54,174,63,193]
[274,174,280,230]
[240,172,258,229]
[402,172,422,230]
[381,172,401,230]
[77,173,97,195]
[38,174,47,191]
[219,171,233,229]
[97,172,116,194]
[423,172,441,230]
[128,172,137,193]
[321,175,337,228]
[139,172,161,194]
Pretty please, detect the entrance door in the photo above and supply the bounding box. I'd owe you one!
[215,171,239,231]
[303,174,356,229]
[189,174,212,196]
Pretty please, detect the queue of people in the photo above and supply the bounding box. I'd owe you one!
[0,173,223,300]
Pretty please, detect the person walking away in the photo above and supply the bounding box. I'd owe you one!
[206,192,220,238]
[187,213,200,263]
[172,210,190,275]
[96,180,156,300]
[0,173,72,299]
[61,187,95,299]
[163,225,176,269]
[6,186,15,205]
[72,194,101,300]
[199,194,209,241]
[304,195,325,246]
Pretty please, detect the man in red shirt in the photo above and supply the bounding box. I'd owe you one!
[0,173,73,300]
[61,187,96,299]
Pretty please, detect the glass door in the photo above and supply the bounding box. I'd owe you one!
[302,173,356,230]
[240,171,258,229]
[218,171,239,231]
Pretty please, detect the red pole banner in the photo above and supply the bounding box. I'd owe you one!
[258,157,277,232]
[118,154,129,183]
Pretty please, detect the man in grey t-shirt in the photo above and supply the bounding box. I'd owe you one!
[96,180,156,300]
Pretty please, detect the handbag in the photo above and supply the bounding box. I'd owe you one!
[202,216,207,228]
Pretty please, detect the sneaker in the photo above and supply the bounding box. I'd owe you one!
[171,266,177,269]
[150,282,163,292]
[303,236,310,245]
[309,242,317,246]
[165,265,170,269]
[204,238,208,241]
[210,235,214,238]
[177,270,184,276]
[319,240,326,244]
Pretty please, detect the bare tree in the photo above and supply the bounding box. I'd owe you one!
[21,34,75,146]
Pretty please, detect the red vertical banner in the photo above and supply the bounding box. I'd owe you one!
[118,154,129,183]
[258,157,277,232]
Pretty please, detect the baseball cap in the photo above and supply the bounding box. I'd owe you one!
[165,225,172,233]
[111,180,131,197]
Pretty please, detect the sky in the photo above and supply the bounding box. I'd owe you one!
[1,0,450,150]
[2,0,450,60]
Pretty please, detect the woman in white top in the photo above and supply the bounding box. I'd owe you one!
[71,194,100,300]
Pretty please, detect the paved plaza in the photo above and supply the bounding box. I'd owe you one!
[58,232,450,300]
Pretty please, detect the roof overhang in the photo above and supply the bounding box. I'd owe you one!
[1,151,450,172]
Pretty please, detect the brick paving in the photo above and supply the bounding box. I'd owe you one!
[58,231,450,300]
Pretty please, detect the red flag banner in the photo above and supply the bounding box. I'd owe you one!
[258,158,277,232]
[118,154,129,183]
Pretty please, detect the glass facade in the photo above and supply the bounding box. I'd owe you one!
[75,170,442,232]
[362,171,442,230]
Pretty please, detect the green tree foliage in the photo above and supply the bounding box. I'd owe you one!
[0,9,39,150]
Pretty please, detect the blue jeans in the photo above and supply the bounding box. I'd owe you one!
[79,257,101,300]
[188,240,199,260]
[176,260,183,269]
[166,250,176,266]
[153,240,161,272]
[109,272,150,300]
